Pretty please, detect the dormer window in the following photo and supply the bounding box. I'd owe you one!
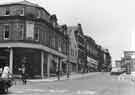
[50,15,57,28]
[5,8,10,16]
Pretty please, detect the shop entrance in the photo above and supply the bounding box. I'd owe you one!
[0,48,9,68]
[13,48,41,78]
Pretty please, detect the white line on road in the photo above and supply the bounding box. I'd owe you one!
[49,89,68,93]
[76,90,96,95]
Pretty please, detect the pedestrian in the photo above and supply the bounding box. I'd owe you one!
[21,64,27,85]
[0,67,3,77]
[1,65,9,79]
[56,69,60,80]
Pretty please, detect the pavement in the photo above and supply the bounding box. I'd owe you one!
[27,72,99,82]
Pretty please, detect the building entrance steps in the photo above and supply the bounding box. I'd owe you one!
[27,72,99,82]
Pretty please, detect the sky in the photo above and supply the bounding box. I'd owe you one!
[0,0,134,61]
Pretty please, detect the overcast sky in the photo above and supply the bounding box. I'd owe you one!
[0,0,134,61]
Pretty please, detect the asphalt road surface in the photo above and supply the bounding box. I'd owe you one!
[7,73,135,95]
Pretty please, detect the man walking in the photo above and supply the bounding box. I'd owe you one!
[21,64,27,85]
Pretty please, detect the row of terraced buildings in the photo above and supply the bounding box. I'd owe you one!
[0,1,111,78]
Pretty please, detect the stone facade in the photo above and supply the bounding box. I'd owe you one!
[0,1,68,78]
[85,35,99,72]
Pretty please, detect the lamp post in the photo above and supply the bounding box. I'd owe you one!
[67,57,70,78]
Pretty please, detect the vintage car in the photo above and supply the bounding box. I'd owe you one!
[110,68,124,75]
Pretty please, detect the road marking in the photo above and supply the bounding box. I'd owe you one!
[14,90,24,94]
[76,90,96,95]
[49,89,68,93]
[25,88,46,92]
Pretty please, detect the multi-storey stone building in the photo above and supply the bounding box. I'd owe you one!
[122,51,135,74]
[85,35,99,72]
[67,26,78,72]
[97,46,111,72]
[0,1,68,78]
[67,24,86,73]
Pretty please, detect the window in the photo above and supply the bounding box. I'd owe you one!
[52,37,55,48]
[34,28,39,41]
[15,8,24,16]
[26,21,34,40]
[19,24,24,40]
[4,24,9,40]
[37,10,41,18]
[20,8,24,16]
[5,8,10,16]
[58,39,62,52]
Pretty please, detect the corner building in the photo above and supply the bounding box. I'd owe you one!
[0,1,68,78]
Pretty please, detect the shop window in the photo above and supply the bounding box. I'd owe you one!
[4,24,9,40]
[5,8,10,16]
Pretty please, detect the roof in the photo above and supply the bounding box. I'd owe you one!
[0,0,50,16]
[0,0,41,7]
[67,26,78,32]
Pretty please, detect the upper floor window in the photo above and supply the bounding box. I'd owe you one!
[20,8,24,16]
[37,10,41,18]
[52,37,55,48]
[34,28,39,41]
[18,24,24,40]
[26,21,34,40]
[58,39,62,52]
[3,24,9,40]
[5,8,10,16]
[15,8,24,16]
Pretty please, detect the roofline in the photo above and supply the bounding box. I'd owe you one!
[0,1,50,16]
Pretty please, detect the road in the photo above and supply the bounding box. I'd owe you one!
[7,73,135,95]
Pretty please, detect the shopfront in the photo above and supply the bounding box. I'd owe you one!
[0,42,67,79]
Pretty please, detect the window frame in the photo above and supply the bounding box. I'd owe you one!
[20,7,24,16]
[19,23,24,40]
[3,24,10,40]
[34,28,39,41]
[5,7,10,16]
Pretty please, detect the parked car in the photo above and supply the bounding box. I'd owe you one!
[110,68,123,75]
[131,72,135,81]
